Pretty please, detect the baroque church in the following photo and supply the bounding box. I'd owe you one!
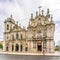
[3,8,55,53]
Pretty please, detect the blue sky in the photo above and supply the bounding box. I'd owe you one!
[0,0,60,45]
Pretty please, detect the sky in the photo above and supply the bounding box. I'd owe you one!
[0,0,60,45]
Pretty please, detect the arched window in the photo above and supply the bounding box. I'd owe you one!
[16,33,18,39]
[25,47,28,51]
[6,46,8,51]
[7,24,9,30]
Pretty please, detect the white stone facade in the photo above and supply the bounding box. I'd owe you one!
[3,8,55,53]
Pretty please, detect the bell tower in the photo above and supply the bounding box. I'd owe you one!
[4,14,15,33]
[4,15,15,41]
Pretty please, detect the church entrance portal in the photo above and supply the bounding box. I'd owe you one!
[6,46,8,51]
[20,45,23,51]
[37,45,42,51]
[15,44,19,51]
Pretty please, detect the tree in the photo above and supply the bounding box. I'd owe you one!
[54,45,59,51]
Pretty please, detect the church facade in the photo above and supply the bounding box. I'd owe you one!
[3,8,55,53]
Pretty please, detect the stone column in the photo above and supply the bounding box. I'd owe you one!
[47,40,51,53]
[19,43,20,52]
[3,41,6,51]
[46,40,49,52]
[36,42,37,52]
[30,41,33,52]
[49,40,51,52]
[3,45,6,52]
[28,41,31,52]
[50,40,55,52]
[3,40,7,52]
[23,44,25,52]
[9,43,12,52]
[28,42,30,52]
[14,44,15,52]
[42,41,43,53]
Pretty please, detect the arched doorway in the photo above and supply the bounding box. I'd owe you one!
[6,46,8,51]
[37,45,42,51]
[15,44,19,51]
[12,45,14,51]
[20,45,23,52]
[25,47,28,51]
